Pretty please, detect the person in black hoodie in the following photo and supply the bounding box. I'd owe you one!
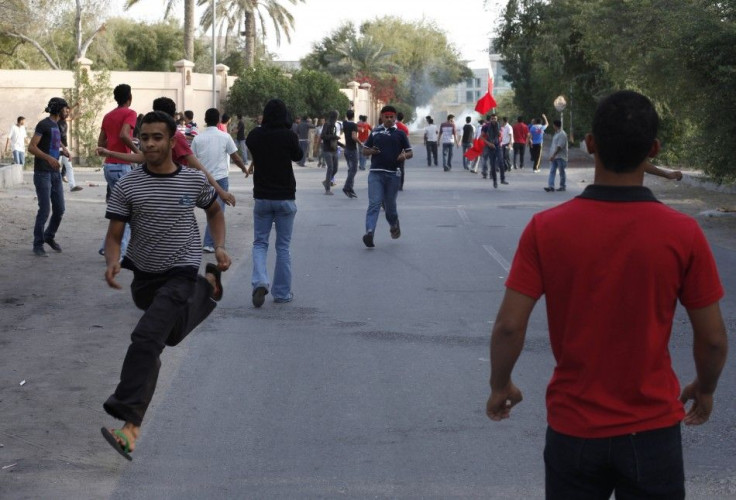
[246,99,303,307]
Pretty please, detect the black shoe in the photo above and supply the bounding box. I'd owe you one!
[362,231,375,248]
[390,221,401,239]
[44,238,62,252]
[33,247,48,257]
[556,187,566,191]
[544,187,554,192]
[501,180,509,185]
[349,190,358,198]
[342,188,352,198]
[493,182,498,189]
[252,286,268,308]
[482,175,487,179]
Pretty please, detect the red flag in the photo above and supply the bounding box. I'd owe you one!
[474,70,497,115]
[464,137,486,161]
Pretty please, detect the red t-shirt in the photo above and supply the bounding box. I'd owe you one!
[512,122,529,144]
[506,185,723,438]
[173,131,193,166]
[101,106,138,164]
[357,122,372,143]
[396,121,409,135]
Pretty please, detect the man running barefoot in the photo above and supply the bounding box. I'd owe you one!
[101,111,231,460]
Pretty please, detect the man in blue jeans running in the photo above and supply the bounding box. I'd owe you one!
[361,105,412,248]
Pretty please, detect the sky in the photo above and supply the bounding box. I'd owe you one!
[113,0,500,69]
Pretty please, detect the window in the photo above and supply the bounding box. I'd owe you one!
[475,78,481,88]
[466,91,474,102]
[466,79,474,88]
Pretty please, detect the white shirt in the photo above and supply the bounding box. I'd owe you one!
[501,123,514,146]
[191,126,238,180]
[8,124,26,152]
[424,124,438,142]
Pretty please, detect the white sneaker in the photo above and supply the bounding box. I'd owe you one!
[203,246,215,253]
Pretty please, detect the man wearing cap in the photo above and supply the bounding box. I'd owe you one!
[361,105,412,248]
[28,97,69,257]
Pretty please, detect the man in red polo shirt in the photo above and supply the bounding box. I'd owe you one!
[486,91,727,498]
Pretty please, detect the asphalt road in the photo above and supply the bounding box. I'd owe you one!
[107,145,735,499]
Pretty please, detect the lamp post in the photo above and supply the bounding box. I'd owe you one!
[554,95,566,130]
[212,0,217,108]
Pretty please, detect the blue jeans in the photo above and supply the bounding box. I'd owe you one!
[203,177,228,248]
[442,143,454,169]
[358,144,367,170]
[343,149,358,191]
[365,171,400,233]
[426,141,438,166]
[102,163,132,255]
[323,151,338,187]
[462,143,472,169]
[252,199,297,302]
[298,140,309,166]
[33,171,65,249]
[12,150,25,165]
[237,140,248,163]
[548,158,567,189]
[544,424,684,499]
[483,145,504,182]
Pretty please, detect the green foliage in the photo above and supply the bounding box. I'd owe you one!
[226,64,297,118]
[290,69,350,118]
[63,67,111,166]
[495,0,736,180]
[301,16,472,110]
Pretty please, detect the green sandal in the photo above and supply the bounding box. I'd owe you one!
[101,427,133,461]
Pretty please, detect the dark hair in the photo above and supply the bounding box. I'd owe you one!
[113,84,132,106]
[17,116,24,124]
[593,90,659,172]
[221,113,230,124]
[204,108,220,127]
[359,115,367,121]
[237,113,243,119]
[517,116,524,122]
[261,99,292,129]
[426,117,433,124]
[397,112,404,121]
[184,110,194,120]
[346,109,355,120]
[447,114,455,120]
[140,110,176,138]
[327,110,338,123]
[152,97,177,118]
[553,119,562,128]
[380,105,397,114]
[45,97,69,115]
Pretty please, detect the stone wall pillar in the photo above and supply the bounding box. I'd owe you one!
[173,59,195,112]
[216,64,229,110]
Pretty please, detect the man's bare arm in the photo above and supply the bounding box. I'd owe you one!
[28,134,60,169]
[119,123,140,154]
[104,220,126,289]
[185,154,236,207]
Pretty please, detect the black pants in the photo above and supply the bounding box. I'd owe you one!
[544,424,684,499]
[103,273,216,426]
[513,143,526,168]
[530,143,542,171]
[426,141,438,166]
[398,161,405,190]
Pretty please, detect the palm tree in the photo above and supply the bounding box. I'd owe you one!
[198,0,304,67]
[326,36,397,79]
[123,0,196,61]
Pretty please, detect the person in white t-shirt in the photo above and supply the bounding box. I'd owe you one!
[5,116,27,165]
[500,116,514,172]
[191,108,249,252]
[423,116,438,166]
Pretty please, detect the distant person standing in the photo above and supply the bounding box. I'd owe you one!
[423,117,438,167]
[528,113,548,172]
[481,114,507,188]
[28,98,68,257]
[512,116,529,169]
[246,99,303,307]
[58,106,83,192]
[361,105,412,248]
[544,119,568,192]
[235,114,248,163]
[296,115,315,167]
[183,110,198,143]
[191,108,249,252]
[342,109,359,198]
[5,116,27,165]
[98,84,139,257]
[356,114,372,170]
[439,114,458,171]
[395,111,410,190]
[461,116,475,171]
[500,116,514,172]
[217,112,230,133]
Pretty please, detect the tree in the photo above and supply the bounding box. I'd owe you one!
[290,69,350,117]
[123,0,196,61]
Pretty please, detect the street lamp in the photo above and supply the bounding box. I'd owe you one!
[212,0,217,108]
[554,95,566,130]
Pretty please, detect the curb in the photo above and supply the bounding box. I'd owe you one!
[0,163,23,189]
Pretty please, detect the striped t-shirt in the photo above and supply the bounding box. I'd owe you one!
[106,164,217,275]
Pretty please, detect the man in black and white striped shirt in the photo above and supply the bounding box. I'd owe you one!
[100,110,231,461]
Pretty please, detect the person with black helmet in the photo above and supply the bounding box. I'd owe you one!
[28,97,69,257]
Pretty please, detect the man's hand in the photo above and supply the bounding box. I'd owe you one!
[486,382,523,421]
[214,247,231,271]
[105,261,123,290]
[96,147,110,157]
[667,170,683,181]
[48,157,61,170]
[680,379,713,426]
[247,163,254,176]
[221,191,236,207]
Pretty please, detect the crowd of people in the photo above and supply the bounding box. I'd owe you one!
[20,86,728,500]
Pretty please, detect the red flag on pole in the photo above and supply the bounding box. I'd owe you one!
[474,70,497,115]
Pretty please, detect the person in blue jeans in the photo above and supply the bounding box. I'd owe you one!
[245,99,303,307]
[28,97,69,257]
[361,105,413,248]
[544,119,568,192]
